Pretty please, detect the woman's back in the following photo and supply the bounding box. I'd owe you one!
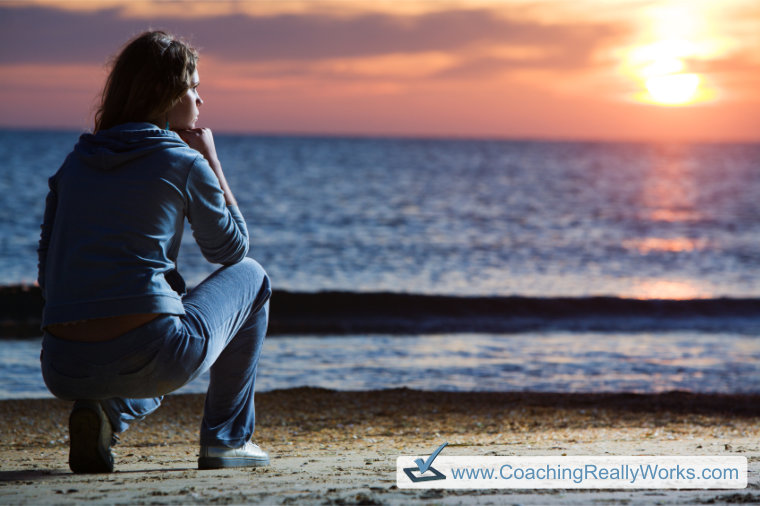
[39,122,249,329]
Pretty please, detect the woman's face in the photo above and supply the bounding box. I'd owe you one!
[167,69,202,130]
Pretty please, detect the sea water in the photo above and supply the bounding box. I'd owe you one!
[1,129,759,397]
[3,331,759,399]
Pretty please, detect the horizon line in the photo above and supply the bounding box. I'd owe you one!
[1,124,758,145]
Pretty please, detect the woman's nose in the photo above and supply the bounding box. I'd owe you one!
[197,94,203,106]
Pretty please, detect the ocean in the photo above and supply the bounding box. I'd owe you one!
[1,129,759,397]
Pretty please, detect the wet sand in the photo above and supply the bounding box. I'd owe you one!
[1,388,758,504]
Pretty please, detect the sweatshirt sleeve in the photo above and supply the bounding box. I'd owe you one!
[185,156,250,265]
[37,174,58,297]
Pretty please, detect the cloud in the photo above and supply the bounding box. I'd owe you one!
[433,25,621,80]
[688,53,760,75]
[0,3,627,73]
[0,7,144,64]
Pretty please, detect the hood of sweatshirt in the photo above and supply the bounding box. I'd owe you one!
[73,122,190,171]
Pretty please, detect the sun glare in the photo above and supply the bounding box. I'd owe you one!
[623,0,727,108]
[627,39,707,106]
[645,73,700,105]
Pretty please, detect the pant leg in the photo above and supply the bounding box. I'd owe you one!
[101,397,163,434]
[41,258,270,443]
[179,258,271,447]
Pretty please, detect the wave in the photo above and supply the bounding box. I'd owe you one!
[269,291,760,334]
[4,285,759,337]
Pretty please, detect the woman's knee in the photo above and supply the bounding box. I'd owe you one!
[237,258,271,310]
[238,256,266,275]
[238,258,269,289]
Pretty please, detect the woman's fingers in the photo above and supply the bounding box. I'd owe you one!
[177,128,219,165]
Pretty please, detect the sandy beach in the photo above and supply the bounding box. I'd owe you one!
[0,388,758,504]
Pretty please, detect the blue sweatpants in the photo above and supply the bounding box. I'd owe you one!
[41,258,270,448]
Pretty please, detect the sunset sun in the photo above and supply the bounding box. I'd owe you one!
[645,72,700,105]
[621,0,727,109]
[627,38,708,107]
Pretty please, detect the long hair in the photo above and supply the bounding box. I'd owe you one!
[94,31,198,132]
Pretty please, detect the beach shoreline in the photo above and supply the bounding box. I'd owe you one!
[1,388,758,504]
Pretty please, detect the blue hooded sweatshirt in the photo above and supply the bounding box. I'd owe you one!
[37,122,249,327]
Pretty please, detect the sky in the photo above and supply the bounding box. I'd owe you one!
[1,0,759,142]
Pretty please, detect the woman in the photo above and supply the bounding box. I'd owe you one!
[38,31,271,473]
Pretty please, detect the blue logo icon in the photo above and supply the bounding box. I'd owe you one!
[403,442,448,482]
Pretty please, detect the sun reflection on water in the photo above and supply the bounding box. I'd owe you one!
[628,279,712,300]
[622,237,707,254]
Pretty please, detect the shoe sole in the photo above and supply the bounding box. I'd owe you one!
[198,456,270,470]
[69,404,114,474]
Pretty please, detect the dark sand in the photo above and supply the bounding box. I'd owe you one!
[1,388,758,504]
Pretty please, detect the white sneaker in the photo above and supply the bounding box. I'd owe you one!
[198,441,270,469]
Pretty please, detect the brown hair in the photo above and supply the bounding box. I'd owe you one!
[94,31,198,132]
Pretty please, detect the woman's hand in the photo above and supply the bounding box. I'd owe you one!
[177,128,220,167]
[177,128,237,207]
